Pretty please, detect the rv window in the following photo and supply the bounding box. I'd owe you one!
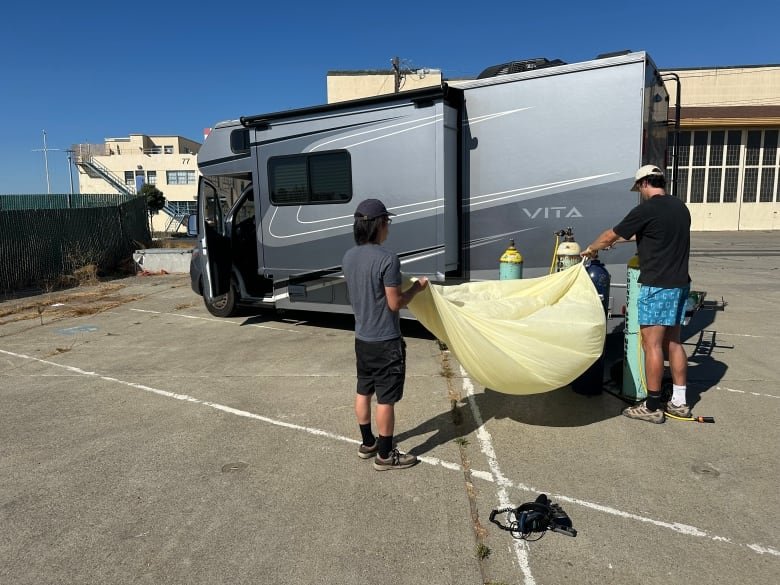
[231,129,250,154]
[268,151,352,205]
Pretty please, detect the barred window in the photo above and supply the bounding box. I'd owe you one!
[672,129,779,205]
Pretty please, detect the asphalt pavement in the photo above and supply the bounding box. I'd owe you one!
[1,231,778,585]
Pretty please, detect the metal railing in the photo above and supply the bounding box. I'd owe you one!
[78,158,136,196]
[162,200,197,232]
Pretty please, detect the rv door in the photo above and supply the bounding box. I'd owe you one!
[198,177,232,299]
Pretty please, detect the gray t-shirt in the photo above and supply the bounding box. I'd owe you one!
[342,243,402,342]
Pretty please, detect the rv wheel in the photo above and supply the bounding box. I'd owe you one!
[204,282,239,318]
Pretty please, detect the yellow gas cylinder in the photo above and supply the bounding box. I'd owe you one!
[555,228,582,271]
[499,239,523,279]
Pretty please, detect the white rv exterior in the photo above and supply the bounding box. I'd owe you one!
[191,51,671,328]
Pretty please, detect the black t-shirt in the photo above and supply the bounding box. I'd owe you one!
[613,195,691,287]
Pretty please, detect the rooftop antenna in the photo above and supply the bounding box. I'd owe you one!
[31,130,75,205]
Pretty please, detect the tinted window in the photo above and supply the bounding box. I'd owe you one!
[269,151,352,205]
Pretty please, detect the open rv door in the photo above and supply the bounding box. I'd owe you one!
[198,177,232,301]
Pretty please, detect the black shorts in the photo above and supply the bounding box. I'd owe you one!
[355,337,406,405]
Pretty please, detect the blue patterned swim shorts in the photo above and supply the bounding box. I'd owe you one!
[638,285,690,326]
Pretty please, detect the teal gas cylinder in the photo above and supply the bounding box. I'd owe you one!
[499,239,523,280]
[622,254,646,400]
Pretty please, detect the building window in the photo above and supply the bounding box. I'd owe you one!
[124,171,134,186]
[671,129,780,204]
[268,151,352,205]
[166,170,196,185]
[147,170,157,185]
[164,145,174,154]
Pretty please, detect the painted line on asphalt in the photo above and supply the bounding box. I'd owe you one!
[718,385,780,400]
[129,308,311,334]
[715,332,780,340]
[461,365,535,585]
[1,346,778,560]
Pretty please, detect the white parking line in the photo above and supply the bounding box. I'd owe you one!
[461,366,535,585]
[130,309,311,334]
[1,347,778,560]
[717,385,780,400]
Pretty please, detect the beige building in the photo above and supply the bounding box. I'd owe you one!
[327,60,780,231]
[73,134,202,232]
[327,68,443,103]
[661,65,780,230]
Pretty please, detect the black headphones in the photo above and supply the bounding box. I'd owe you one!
[490,493,577,540]
[516,498,554,535]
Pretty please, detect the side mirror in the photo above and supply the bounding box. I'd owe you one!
[187,213,198,237]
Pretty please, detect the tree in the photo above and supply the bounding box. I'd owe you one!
[140,183,166,234]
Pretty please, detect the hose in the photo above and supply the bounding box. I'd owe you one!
[549,235,560,274]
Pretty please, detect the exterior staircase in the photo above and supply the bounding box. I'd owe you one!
[162,201,196,232]
[72,145,135,196]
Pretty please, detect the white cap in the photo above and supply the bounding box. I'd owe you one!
[631,165,664,191]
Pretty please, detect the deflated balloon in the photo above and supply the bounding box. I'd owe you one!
[407,264,605,395]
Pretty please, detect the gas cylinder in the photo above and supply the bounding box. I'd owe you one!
[571,258,611,396]
[555,227,582,272]
[499,239,523,280]
[585,257,611,314]
[622,254,646,400]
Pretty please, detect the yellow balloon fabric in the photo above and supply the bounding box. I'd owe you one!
[407,264,606,395]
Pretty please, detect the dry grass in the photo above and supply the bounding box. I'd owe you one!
[0,283,144,326]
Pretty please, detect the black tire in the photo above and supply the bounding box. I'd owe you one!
[204,281,239,317]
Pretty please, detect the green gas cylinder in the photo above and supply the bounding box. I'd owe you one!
[499,239,523,280]
[622,254,646,400]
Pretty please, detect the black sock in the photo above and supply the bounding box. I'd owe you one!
[378,435,393,459]
[359,423,374,446]
[646,391,662,411]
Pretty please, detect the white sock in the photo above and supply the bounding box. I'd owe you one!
[671,384,687,405]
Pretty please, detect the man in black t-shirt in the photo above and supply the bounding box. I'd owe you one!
[582,165,692,424]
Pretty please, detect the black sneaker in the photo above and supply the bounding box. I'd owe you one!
[358,439,378,459]
[373,448,418,470]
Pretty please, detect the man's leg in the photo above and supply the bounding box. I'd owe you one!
[621,324,666,423]
[664,324,690,414]
[354,339,378,457]
[664,325,687,386]
[355,393,372,426]
[376,403,395,438]
[641,324,667,401]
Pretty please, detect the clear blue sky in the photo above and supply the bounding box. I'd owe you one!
[1,0,777,194]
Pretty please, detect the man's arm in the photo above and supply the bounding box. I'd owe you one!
[385,277,429,312]
[581,228,622,258]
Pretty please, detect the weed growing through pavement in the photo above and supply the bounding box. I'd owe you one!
[476,543,492,560]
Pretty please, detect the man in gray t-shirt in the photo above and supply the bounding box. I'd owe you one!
[342,198,428,471]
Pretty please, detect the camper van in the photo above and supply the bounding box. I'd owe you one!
[189,51,674,327]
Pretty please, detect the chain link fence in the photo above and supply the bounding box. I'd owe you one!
[0,194,151,292]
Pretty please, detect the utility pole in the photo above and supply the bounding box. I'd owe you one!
[64,149,75,207]
[392,56,401,93]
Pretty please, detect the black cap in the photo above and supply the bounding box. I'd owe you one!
[354,198,395,220]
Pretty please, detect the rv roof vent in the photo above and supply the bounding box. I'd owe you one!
[476,58,566,79]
